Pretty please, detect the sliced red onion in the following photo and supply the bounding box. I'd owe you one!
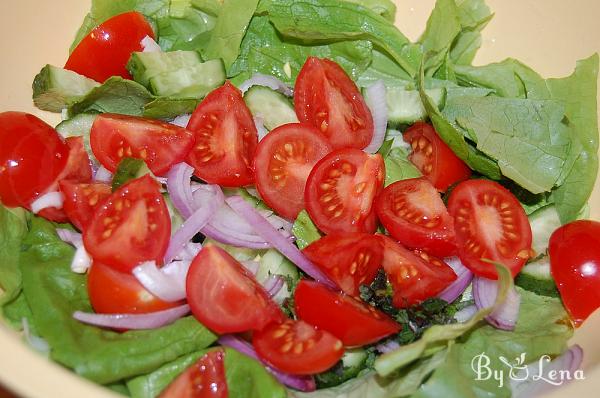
[166,163,196,219]
[133,260,191,302]
[218,334,316,392]
[254,116,269,140]
[376,340,400,354]
[141,36,162,52]
[454,304,478,323]
[171,114,192,128]
[245,187,262,200]
[240,260,260,275]
[226,196,335,287]
[437,257,473,303]
[263,275,285,297]
[73,304,190,330]
[201,225,272,249]
[94,166,113,183]
[238,73,293,97]
[56,228,82,246]
[174,242,202,261]
[31,191,64,214]
[473,276,521,330]
[363,80,388,154]
[71,245,92,274]
[511,345,584,398]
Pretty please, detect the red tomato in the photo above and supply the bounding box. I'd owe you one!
[302,233,383,296]
[549,220,600,327]
[186,244,283,334]
[253,319,344,375]
[295,57,374,150]
[254,123,332,220]
[159,349,228,398]
[65,12,155,83]
[447,179,532,279]
[403,122,471,192]
[0,112,68,207]
[294,280,400,346]
[90,114,195,176]
[83,175,170,272]
[375,178,457,257]
[379,235,457,308]
[88,262,181,314]
[304,149,384,235]
[60,181,111,231]
[187,82,258,187]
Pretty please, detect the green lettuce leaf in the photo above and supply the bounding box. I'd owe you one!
[343,0,397,22]
[292,210,321,250]
[0,206,28,313]
[383,146,421,186]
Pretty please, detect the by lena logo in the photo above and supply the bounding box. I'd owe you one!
[471,352,585,388]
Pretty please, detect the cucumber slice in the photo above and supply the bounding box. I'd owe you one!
[163,194,184,234]
[244,86,298,130]
[149,59,226,98]
[380,86,444,125]
[128,51,203,87]
[515,257,559,298]
[528,205,561,256]
[32,65,99,112]
[256,250,300,305]
[55,113,98,164]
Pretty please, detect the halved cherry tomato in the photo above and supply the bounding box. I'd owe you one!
[294,280,400,346]
[295,57,374,150]
[253,319,344,375]
[83,175,170,272]
[88,262,182,314]
[305,149,384,235]
[60,181,111,231]
[65,12,155,83]
[447,179,532,279]
[0,112,69,207]
[186,244,283,334]
[375,178,457,257]
[302,233,383,296]
[159,349,228,398]
[549,220,600,326]
[403,122,471,192]
[379,235,457,308]
[254,123,332,220]
[90,114,195,176]
[187,82,258,187]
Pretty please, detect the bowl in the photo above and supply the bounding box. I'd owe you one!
[0,0,598,397]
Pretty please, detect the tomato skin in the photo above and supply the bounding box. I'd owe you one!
[187,82,258,187]
[186,244,284,334]
[294,280,400,346]
[305,149,385,235]
[159,349,228,398]
[253,319,344,375]
[549,220,600,327]
[295,57,374,150]
[375,178,457,257]
[65,12,155,83]
[254,123,332,220]
[83,175,171,273]
[0,112,69,207]
[403,122,471,192]
[447,179,532,279]
[88,262,181,314]
[302,233,383,296]
[60,181,111,231]
[379,235,457,308]
[90,114,195,176]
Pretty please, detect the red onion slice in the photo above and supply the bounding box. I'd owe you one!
[166,163,196,219]
[73,304,190,330]
[255,116,269,140]
[240,260,260,275]
[141,36,161,52]
[226,196,335,287]
[31,191,64,214]
[238,73,294,97]
[201,225,271,249]
[218,334,316,392]
[94,166,113,183]
[56,229,91,273]
[56,228,82,246]
[437,257,473,303]
[363,80,388,154]
[473,276,521,330]
[453,304,478,323]
[263,275,285,297]
[376,340,401,354]
[133,260,191,302]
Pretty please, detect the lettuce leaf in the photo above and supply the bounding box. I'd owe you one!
[0,206,28,313]
[383,147,421,187]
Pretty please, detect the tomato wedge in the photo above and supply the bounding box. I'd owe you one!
[302,233,383,296]
[295,57,374,150]
[253,319,344,375]
[88,262,182,314]
[187,82,258,187]
[294,280,400,346]
[65,12,155,82]
[159,349,228,398]
[447,179,532,279]
[403,122,471,192]
[83,175,170,272]
[254,123,332,220]
[305,149,384,235]
[90,114,195,176]
[375,178,457,257]
[60,181,111,231]
[379,235,457,308]
[0,112,69,207]
[186,244,283,334]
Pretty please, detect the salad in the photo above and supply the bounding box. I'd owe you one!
[0,0,599,397]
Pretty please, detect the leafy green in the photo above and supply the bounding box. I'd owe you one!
[343,0,397,22]
[382,146,421,186]
[20,217,217,384]
[292,210,321,249]
[315,349,370,388]
[0,206,28,316]
[112,158,148,191]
